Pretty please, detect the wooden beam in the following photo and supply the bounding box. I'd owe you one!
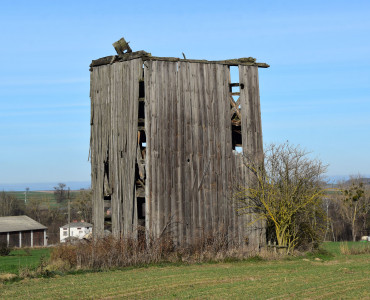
[90,53,269,70]
[90,51,151,69]
[112,37,132,55]
[143,56,270,68]
[229,96,241,119]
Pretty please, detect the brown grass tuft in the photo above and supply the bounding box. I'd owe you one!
[50,231,272,271]
[340,242,370,255]
[0,273,17,282]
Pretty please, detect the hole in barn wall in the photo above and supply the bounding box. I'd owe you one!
[137,197,145,220]
[235,146,243,153]
[231,86,240,93]
[139,81,145,98]
[138,101,145,119]
[229,66,239,85]
[229,66,242,153]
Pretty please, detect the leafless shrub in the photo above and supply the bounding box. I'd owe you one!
[50,229,265,271]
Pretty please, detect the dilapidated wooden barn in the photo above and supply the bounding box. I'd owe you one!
[90,39,268,249]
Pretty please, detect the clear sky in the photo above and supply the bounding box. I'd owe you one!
[0,0,369,189]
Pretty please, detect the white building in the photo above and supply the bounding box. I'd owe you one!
[59,221,93,243]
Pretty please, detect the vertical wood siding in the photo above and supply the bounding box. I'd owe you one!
[91,59,142,237]
[91,59,264,249]
[144,61,264,247]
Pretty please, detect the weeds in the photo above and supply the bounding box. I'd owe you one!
[50,232,269,271]
[23,248,32,256]
[340,242,370,255]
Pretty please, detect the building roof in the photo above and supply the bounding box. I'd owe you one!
[0,215,47,233]
[60,222,93,229]
[90,50,270,70]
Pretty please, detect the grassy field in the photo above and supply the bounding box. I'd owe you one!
[8,190,81,208]
[9,191,55,202]
[0,248,51,275]
[0,242,369,299]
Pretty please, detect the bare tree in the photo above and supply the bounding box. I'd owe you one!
[54,183,67,203]
[26,197,46,223]
[337,176,369,241]
[71,189,93,223]
[234,142,327,253]
[0,191,25,216]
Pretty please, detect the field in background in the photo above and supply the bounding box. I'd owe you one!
[0,248,51,275]
[0,243,369,299]
[8,190,80,208]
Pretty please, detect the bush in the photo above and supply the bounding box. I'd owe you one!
[0,242,11,256]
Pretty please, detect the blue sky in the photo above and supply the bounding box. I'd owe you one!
[0,0,369,189]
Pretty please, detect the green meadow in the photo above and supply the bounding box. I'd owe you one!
[0,242,369,299]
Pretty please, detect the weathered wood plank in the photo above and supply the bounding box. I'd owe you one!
[239,65,264,250]
[177,62,186,244]
[200,64,210,236]
[196,63,205,237]
[144,61,152,238]
[183,61,193,244]
[149,60,158,237]
[189,63,200,241]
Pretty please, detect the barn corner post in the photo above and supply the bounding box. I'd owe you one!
[90,38,269,249]
[238,64,266,251]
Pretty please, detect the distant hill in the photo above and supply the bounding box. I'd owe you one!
[344,177,370,185]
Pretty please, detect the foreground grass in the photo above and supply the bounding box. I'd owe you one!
[0,248,50,275]
[0,244,369,299]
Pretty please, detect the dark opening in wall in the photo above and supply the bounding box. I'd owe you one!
[229,66,242,152]
[103,159,111,200]
[136,70,146,229]
[139,80,145,98]
[137,197,145,220]
[138,101,145,120]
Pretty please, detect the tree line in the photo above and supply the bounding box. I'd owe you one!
[1,143,368,250]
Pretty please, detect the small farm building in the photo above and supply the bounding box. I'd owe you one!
[90,38,268,249]
[0,215,47,247]
[60,221,93,243]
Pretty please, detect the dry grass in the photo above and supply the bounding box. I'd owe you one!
[0,273,17,282]
[340,242,370,255]
[50,232,279,271]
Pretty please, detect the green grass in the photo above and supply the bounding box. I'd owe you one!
[0,248,51,275]
[9,191,55,201]
[0,243,369,299]
[8,190,80,208]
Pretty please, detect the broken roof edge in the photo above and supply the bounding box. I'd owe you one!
[90,50,270,70]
